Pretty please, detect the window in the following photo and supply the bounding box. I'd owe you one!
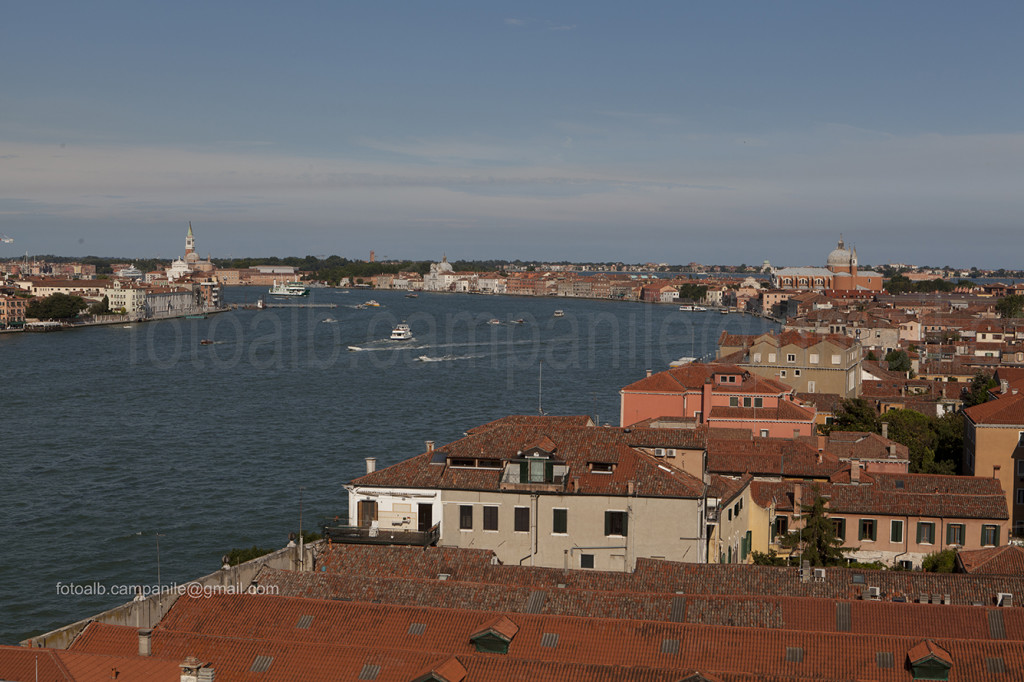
[780,370,787,378]
[787,353,796,363]
[807,381,816,392]
[760,429,769,437]
[946,523,965,546]
[605,510,628,537]
[590,462,614,474]
[1018,460,1024,475]
[514,506,530,533]
[981,524,1000,547]
[743,397,751,407]
[753,352,762,362]
[794,369,801,377]
[769,353,777,362]
[832,354,841,365]
[916,522,935,545]
[1017,489,1024,506]
[833,518,846,541]
[727,508,732,521]
[754,397,763,408]
[483,506,498,531]
[890,520,903,544]
[809,353,819,364]
[774,515,789,536]
[729,396,739,407]
[552,508,567,534]
[580,553,594,569]
[859,519,877,542]
[459,505,473,530]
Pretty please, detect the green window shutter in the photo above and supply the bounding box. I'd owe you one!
[545,462,554,482]
[622,513,628,538]
[745,530,752,558]
[520,461,528,483]
[553,509,567,534]
[995,526,1000,545]
[871,522,876,542]
[946,525,955,545]
[604,511,611,536]
[916,523,922,544]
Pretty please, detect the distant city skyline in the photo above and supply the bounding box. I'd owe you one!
[3,2,1024,267]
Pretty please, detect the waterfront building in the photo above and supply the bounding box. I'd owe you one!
[619,363,817,437]
[346,415,709,570]
[0,294,26,328]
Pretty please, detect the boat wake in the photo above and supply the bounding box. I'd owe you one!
[415,354,485,363]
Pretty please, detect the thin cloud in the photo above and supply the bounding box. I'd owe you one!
[503,18,526,27]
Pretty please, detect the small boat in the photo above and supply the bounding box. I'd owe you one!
[269,280,310,297]
[553,310,565,318]
[693,306,707,312]
[720,309,729,314]
[513,319,525,325]
[678,305,693,312]
[390,323,413,341]
[321,317,337,324]
[200,339,214,345]
[405,293,418,298]
[487,318,501,325]
[364,300,380,307]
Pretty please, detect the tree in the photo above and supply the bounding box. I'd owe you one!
[964,371,997,407]
[884,349,912,373]
[88,296,110,316]
[779,491,847,567]
[882,409,953,474]
[25,293,87,320]
[825,398,881,434]
[995,294,1024,319]
[932,411,965,473]
[921,548,957,573]
[865,350,877,361]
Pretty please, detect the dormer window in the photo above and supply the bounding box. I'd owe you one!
[589,462,615,474]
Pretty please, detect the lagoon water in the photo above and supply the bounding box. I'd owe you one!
[0,287,778,644]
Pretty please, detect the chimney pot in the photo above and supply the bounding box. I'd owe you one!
[365,457,376,474]
[426,440,435,452]
[881,422,889,439]
[138,629,152,657]
[646,369,652,377]
[851,460,861,483]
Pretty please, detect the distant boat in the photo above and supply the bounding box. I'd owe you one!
[679,305,693,312]
[321,317,337,324]
[553,310,565,317]
[720,308,729,314]
[269,280,309,297]
[200,339,214,345]
[487,318,501,325]
[693,305,707,312]
[405,293,418,298]
[513,319,525,325]
[390,323,413,341]
[364,300,381,307]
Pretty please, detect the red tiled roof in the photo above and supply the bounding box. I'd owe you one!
[707,436,841,479]
[957,545,1024,575]
[351,421,705,498]
[964,391,1024,425]
[622,363,792,395]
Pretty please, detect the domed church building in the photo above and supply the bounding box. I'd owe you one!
[771,235,884,292]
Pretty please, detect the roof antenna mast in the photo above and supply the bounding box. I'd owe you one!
[538,360,544,416]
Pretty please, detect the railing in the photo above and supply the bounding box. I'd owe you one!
[322,523,440,547]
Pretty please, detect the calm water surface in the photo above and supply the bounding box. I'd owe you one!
[0,287,778,643]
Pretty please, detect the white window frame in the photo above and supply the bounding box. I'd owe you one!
[832,354,841,365]
[787,353,796,363]
[809,353,819,364]
[768,353,777,363]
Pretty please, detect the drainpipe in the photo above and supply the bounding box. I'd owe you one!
[893,514,910,568]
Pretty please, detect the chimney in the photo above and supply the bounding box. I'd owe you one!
[628,480,635,496]
[888,444,897,457]
[426,440,435,452]
[881,422,888,439]
[138,629,152,657]
[646,369,653,378]
[1001,379,1009,394]
[851,460,861,483]
[365,457,376,474]
[572,477,580,493]
[793,483,803,517]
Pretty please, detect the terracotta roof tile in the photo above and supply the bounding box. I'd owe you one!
[957,545,1024,575]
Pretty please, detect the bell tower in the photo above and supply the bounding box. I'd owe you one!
[185,222,195,256]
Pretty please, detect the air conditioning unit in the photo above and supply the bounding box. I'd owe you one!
[813,568,826,582]
[997,592,1014,607]
[654,448,665,457]
[867,586,881,600]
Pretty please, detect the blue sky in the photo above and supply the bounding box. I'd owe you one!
[3,1,1023,267]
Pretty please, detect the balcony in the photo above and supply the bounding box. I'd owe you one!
[322,523,440,547]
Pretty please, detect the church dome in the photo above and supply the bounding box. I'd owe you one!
[827,236,852,268]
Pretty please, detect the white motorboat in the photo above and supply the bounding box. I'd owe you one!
[390,323,413,341]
